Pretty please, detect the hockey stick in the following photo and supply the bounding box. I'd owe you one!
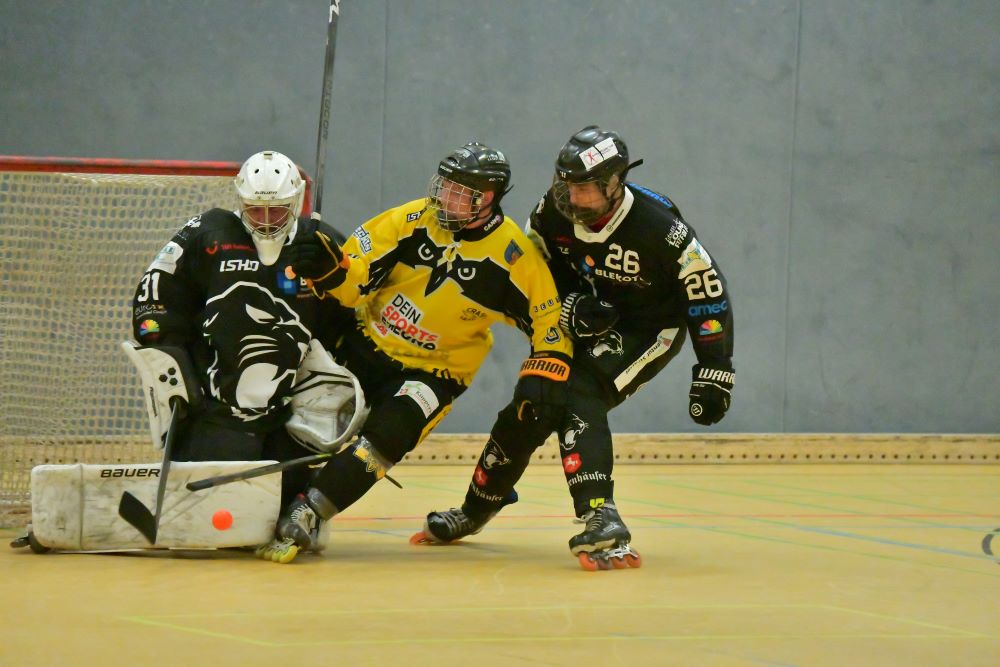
[311,0,341,217]
[117,398,182,544]
[186,449,402,491]
[186,452,332,491]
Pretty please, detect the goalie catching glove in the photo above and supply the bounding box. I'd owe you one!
[513,353,571,427]
[558,292,619,339]
[688,364,734,426]
[283,219,350,294]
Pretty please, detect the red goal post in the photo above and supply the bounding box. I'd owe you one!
[0,155,313,527]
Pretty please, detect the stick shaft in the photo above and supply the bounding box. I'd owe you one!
[312,0,341,215]
[186,453,331,491]
[151,400,180,530]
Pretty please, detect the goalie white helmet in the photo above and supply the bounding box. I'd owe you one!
[234,150,306,265]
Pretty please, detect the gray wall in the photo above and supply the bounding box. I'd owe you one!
[2,0,997,433]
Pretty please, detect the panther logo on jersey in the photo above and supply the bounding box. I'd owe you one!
[202,282,310,421]
[561,414,588,451]
[589,330,624,357]
[483,438,510,469]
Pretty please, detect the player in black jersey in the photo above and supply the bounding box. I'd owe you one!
[542,126,735,568]
[130,150,353,507]
[420,126,735,570]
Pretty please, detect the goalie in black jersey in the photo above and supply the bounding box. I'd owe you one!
[129,150,355,509]
[420,126,735,570]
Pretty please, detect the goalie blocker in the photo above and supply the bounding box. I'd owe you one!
[121,341,203,449]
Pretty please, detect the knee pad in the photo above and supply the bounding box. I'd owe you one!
[490,402,557,457]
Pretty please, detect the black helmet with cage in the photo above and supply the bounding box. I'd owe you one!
[428,142,512,232]
[552,125,642,226]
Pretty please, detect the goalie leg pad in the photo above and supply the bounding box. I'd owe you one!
[30,462,279,551]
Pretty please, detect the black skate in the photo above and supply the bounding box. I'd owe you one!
[569,503,641,571]
[410,491,518,545]
[9,526,50,554]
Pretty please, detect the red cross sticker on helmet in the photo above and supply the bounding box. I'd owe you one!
[581,137,620,171]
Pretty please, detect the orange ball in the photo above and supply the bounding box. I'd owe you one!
[212,509,233,531]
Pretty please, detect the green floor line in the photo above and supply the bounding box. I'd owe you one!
[646,478,997,546]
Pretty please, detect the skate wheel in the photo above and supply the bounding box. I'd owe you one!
[28,532,51,554]
[624,552,642,568]
[409,530,433,545]
[610,555,628,569]
[578,552,600,571]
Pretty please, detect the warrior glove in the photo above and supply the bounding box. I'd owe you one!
[688,364,734,426]
[283,222,350,293]
[558,292,619,339]
[513,354,571,427]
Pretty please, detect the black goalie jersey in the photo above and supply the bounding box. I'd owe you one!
[131,209,351,430]
[526,183,733,370]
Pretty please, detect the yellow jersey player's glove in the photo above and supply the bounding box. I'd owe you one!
[513,353,571,427]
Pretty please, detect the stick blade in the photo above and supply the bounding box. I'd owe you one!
[118,491,157,544]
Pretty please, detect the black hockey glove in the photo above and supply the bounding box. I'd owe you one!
[688,364,734,426]
[513,354,571,427]
[558,292,619,339]
[283,223,349,294]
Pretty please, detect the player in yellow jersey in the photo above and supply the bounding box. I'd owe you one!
[255,142,573,563]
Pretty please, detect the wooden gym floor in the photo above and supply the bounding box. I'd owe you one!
[1,462,998,666]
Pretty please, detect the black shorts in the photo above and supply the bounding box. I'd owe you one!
[570,322,688,407]
[332,328,466,462]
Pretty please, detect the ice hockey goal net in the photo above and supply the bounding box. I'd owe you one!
[0,156,312,527]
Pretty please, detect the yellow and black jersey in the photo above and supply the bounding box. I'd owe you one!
[320,198,572,385]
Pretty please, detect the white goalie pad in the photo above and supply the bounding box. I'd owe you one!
[121,341,201,450]
[285,339,369,453]
[30,462,280,551]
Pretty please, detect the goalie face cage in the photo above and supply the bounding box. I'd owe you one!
[0,156,313,527]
